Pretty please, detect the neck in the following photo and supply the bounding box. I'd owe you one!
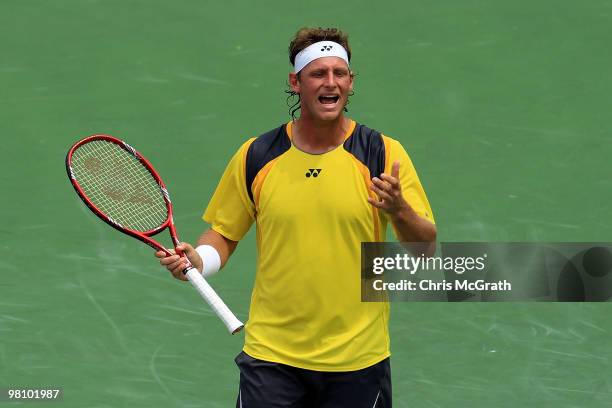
[292,115,351,154]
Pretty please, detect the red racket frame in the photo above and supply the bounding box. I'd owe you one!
[66,134,244,334]
[66,134,180,258]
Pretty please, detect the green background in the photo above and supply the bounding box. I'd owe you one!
[1,0,610,406]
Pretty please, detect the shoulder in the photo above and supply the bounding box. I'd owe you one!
[244,124,292,201]
[343,123,383,150]
[342,122,414,176]
[246,124,291,164]
[342,122,388,178]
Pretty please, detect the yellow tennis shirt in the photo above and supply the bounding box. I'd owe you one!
[203,120,434,371]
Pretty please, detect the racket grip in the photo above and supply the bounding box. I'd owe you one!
[184,268,244,334]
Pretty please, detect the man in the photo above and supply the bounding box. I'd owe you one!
[157,27,436,407]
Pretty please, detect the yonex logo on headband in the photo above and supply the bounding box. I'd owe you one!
[294,41,349,73]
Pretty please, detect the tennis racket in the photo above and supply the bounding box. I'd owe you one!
[66,134,244,334]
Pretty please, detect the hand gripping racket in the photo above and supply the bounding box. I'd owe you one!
[66,134,244,334]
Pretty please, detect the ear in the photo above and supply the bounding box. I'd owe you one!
[349,71,354,93]
[289,72,300,94]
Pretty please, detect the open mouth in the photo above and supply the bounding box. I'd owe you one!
[318,95,340,105]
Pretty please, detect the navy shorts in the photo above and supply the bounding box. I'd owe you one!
[235,351,392,408]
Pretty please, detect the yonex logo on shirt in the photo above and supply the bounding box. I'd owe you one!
[305,169,322,178]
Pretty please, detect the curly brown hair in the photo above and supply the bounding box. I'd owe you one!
[286,27,354,120]
[288,27,352,66]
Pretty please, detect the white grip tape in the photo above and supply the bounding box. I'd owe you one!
[184,268,244,334]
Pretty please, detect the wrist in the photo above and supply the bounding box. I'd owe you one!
[389,203,416,223]
[194,245,221,278]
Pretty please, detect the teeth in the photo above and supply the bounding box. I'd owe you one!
[319,95,339,104]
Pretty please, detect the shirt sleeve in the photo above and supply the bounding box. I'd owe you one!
[202,139,256,241]
[383,136,435,225]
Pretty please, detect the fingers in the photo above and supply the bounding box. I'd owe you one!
[170,258,189,281]
[379,173,399,190]
[370,179,393,202]
[377,162,401,190]
[179,242,204,273]
[158,253,179,265]
[167,257,184,270]
[175,242,195,257]
[167,256,189,281]
[367,196,385,208]
[156,248,189,281]
[372,176,392,191]
[371,175,401,199]
[155,249,175,258]
[391,160,400,180]
[153,243,202,281]
[368,163,404,214]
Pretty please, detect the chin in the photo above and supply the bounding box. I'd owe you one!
[315,108,344,122]
[317,114,341,122]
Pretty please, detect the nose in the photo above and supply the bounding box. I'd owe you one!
[324,71,336,87]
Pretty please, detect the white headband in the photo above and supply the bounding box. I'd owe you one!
[293,41,349,73]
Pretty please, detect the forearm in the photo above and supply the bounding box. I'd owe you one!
[197,229,238,269]
[390,204,437,256]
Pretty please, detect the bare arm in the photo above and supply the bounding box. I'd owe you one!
[386,202,437,257]
[155,228,238,281]
[196,228,239,268]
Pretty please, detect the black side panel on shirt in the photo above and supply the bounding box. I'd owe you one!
[343,123,386,179]
[245,125,292,203]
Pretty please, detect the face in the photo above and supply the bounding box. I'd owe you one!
[289,56,353,122]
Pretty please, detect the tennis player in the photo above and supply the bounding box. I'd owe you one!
[157,27,436,407]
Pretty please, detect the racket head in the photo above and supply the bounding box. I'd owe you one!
[66,135,175,253]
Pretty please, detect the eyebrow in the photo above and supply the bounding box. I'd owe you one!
[309,67,349,74]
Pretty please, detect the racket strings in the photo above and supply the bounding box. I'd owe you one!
[71,140,168,232]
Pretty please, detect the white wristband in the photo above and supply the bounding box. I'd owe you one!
[195,245,221,278]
